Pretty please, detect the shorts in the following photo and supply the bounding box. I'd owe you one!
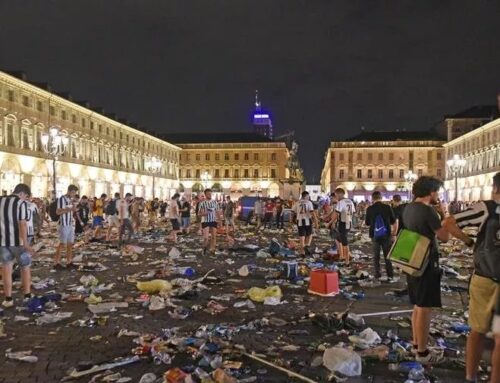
[58,225,75,244]
[297,224,312,237]
[406,260,442,308]
[182,217,190,228]
[468,274,499,333]
[171,218,180,231]
[202,222,218,229]
[92,216,104,228]
[337,222,349,246]
[107,215,120,227]
[0,246,31,267]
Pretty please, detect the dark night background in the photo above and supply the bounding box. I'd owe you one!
[1,1,500,182]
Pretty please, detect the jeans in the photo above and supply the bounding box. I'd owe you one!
[372,236,394,278]
[119,218,134,244]
[275,213,284,229]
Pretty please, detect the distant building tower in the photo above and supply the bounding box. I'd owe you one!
[252,90,273,139]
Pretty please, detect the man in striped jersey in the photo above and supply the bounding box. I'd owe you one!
[443,172,500,383]
[198,189,221,255]
[54,184,78,270]
[0,183,33,308]
[292,191,317,256]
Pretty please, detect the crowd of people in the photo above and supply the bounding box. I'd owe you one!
[0,172,499,382]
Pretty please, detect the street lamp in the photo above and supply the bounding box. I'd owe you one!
[404,170,417,201]
[447,154,466,202]
[145,156,162,199]
[201,171,212,189]
[41,126,69,196]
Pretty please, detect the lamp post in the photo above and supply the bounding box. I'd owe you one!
[41,126,69,197]
[201,171,212,190]
[404,170,417,201]
[447,154,466,202]
[145,156,162,199]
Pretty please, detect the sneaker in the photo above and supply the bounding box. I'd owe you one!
[416,349,445,364]
[53,263,64,271]
[1,300,14,308]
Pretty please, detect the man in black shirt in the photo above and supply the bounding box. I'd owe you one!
[365,191,397,280]
[392,194,406,234]
[403,176,468,365]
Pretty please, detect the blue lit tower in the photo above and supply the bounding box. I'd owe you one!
[252,90,273,139]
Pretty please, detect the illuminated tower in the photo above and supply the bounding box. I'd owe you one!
[252,90,273,139]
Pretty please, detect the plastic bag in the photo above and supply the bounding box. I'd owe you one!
[247,286,282,303]
[323,347,362,376]
[348,328,381,349]
[136,280,172,294]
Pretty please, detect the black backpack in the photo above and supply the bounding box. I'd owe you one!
[49,201,59,222]
[105,200,117,216]
[473,200,500,282]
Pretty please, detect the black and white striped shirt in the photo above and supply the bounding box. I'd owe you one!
[57,196,73,226]
[0,195,28,247]
[199,200,219,223]
[26,202,37,238]
[454,202,490,231]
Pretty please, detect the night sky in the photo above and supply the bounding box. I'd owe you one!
[1,1,500,182]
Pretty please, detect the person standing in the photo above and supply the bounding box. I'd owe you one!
[0,184,33,308]
[263,198,275,229]
[118,193,134,246]
[92,193,106,240]
[333,188,355,265]
[274,198,284,230]
[131,197,142,232]
[75,195,90,237]
[365,191,397,280]
[442,172,499,382]
[54,184,78,270]
[224,196,236,234]
[293,191,315,256]
[253,197,263,229]
[159,200,168,219]
[105,192,121,242]
[392,194,407,234]
[403,176,460,364]
[198,189,221,255]
[168,193,181,243]
[180,196,192,234]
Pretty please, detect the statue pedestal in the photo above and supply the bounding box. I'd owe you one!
[283,179,303,200]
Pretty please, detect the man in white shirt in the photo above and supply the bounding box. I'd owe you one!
[118,193,134,246]
[333,187,356,265]
[198,189,221,255]
[168,193,181,243]
[293,191,317,256]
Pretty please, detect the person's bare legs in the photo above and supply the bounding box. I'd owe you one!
[1,262,13,298]
[55,243,65,265]
[299,236,305,255]
[490,335,500,383]
[21,266,31,295]
[412,307,419,347]
[415,306,432,353]
[305,234,312,247]
[466,330,485,381]
[202,227,209,250]
[66,244,73,264]
[343,245,350,265]
[209,227,217,252]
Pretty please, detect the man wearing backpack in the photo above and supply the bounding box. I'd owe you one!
[105,193,120,242]
[443,172,500,383]
[365,191,397,280]
[333,188,356,265]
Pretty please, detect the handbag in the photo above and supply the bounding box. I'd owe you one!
[389,229,431,277]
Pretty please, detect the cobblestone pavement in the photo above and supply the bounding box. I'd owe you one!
[0,221,487,383]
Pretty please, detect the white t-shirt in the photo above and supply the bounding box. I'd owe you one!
[293,199,314,227]
[118,199,130,220]
[336,198,356,229]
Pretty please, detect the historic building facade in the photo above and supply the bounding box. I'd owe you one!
[0,70,180,198]
[165,133,290,198]
[443,117,500,202]
[321,131,446,202]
